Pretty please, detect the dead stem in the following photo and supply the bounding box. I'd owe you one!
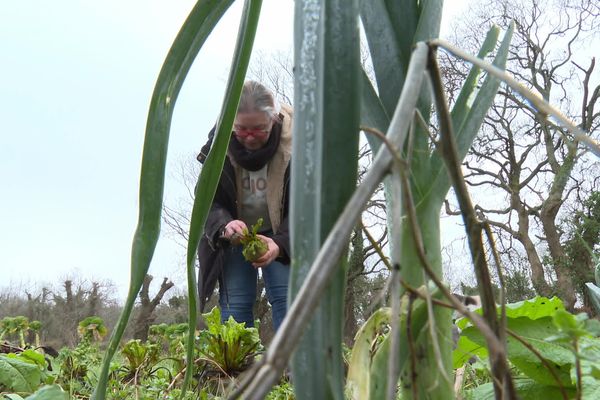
[387,263,403,400]
[406,293,419,400]
[422,270,452,386]
[427,44,516,399]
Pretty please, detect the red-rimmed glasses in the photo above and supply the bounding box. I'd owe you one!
[233,125,271,139]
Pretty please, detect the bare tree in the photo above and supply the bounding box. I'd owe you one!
[133,274,174,341]
[447,0,600,309]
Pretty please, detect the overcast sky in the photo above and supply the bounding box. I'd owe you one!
[1,1,470,300]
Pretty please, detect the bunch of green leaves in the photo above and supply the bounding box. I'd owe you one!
[0,349,52,395]
[454,297,600,399]
[118,339,161,382]
[77,316,108,344]
[240,218,268,262]
[197,307,262,376]
[265,381,295,400]
[54,335,102,396]
[0,316,30,348]
[149,322,188,355]
[147,323,190,388]
[101,377,201,400]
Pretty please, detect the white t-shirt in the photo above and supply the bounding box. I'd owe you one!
[240,165,272,232]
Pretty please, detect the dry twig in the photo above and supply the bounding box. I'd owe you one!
[427,45,516,399]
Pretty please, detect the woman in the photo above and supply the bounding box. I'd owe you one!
[197,81,292,331]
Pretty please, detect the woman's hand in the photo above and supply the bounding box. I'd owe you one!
[252,235,280,268]
[222,220,248,245]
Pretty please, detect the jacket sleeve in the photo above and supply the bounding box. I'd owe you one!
[270,164,291,263]
[197,126,216,163]
[271,215,290,264]
[204,202,233,250]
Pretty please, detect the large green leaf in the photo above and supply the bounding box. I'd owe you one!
[505,297,566,320]
[453,334,488,368]
[450,26,500,133]
[507,337,573,386]
[289,1,326,398]
[462,316,574,386]
[452,21,514,161]
[465,378,577,400]
[17,350,46,369]
[92,2,236,399]
[457,296,567,330]
[0,355,42,393]
[25,385,69,400]
[413,0,443,44]
[582,376,600,399]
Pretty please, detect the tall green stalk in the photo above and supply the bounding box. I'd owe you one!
[290,0,360,398]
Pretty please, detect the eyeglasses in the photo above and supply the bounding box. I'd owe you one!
[233,124,271,139]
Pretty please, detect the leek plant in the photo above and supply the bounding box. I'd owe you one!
[287,0,360,398]
[92,0,600,399]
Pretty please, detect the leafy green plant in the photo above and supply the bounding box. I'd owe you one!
[346,286,438,399]
[1,316,267,399]
[28,321,42,349]
[0,353,47,394]
[55,334,102,396]
[149,322,188,355]
[1,316,30,348]
[77,317,108,344]
[454,297,600,399]
[197,307,262,377]
[240,218,268,262]
[4,384,69,400]
[118,339,160,382]
[266,381,295,400]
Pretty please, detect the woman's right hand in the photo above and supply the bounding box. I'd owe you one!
[222,220,248,245]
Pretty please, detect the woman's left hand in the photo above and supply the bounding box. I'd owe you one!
[252,235,280,268]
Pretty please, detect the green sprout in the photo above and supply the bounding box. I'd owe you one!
[240,218,268,262]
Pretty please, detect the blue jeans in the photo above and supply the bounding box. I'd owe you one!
[219,244,290,331]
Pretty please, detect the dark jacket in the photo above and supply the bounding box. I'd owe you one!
[197,105,293,311]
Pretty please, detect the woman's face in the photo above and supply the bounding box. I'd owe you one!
[233,111,273,150]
